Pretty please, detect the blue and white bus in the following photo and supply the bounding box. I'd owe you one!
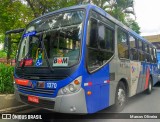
[14,4,158,114]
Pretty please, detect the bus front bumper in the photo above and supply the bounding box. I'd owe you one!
[14,87,87,114]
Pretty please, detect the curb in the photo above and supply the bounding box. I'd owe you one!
[0,105,28,113]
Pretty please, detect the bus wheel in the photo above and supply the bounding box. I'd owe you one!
[146,77,153,94]
[114,82,127,112]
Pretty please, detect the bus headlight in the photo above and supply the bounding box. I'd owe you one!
[62,88,67,94]
[58,76,82,95]
[69,84,76,92]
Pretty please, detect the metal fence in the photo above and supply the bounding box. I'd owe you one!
[0,58,15,66]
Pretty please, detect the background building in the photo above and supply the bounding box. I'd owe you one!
[143,34,160,49]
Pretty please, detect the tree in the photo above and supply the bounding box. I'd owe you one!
[0,0,34,34]
[126,18,141,34]
[89,0,140,33]
[24,0,140,34]
[0,0,141,60]
[25,0,77,17]
[0,0,34,59]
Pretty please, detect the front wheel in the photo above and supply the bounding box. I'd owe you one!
[114,82,127,112]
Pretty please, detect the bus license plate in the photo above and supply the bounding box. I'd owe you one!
[28,95,39,103]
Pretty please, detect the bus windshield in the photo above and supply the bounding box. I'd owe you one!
[17,10,84,68]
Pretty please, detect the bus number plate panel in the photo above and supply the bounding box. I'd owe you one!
[46,82,57,89]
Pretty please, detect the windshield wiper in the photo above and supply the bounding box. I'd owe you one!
[40,33,54,72]
[20,32,54,72]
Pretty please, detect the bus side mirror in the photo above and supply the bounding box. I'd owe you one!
[4,28,24,63]
[15,50,19,63]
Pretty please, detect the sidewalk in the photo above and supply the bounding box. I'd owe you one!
[0,94,26,113]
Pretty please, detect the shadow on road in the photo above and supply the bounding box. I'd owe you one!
[154,81,160,87]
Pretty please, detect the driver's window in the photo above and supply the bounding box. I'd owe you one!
[87,18,114,72]
[18,37,29,61]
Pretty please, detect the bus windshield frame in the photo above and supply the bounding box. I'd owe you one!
[16,10,85,69]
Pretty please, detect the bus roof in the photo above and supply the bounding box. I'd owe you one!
[5,28,24,34]
[29,4,155,48]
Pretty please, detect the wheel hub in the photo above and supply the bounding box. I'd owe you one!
[118,89,126,106]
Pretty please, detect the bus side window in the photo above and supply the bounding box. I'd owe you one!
[139,51,145,61]
[153,49,157,63]
[87,18,98,48]
[150,48,154,63]
[129,35,138,60]
[87,18,99,72]
[138,40,143,61]
[98,23,114,51]
[117,28,129,59]
[147,46,152,62]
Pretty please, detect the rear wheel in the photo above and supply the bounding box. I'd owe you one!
[146,77,153,94]
[114,82,127,112]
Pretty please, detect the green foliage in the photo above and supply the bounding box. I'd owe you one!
[126,18,141,34]
[92,0,110,10]
[0,63,14,93]
[0,34,5,43]
[131,21,140,34]
[25,0,77,17]
[0,0,34,33]
[91,0,140,33]
[9,34,22,59]
[0,51,7,58]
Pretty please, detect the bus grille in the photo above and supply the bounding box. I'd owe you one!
[16,74,66,81]
[18,85,55,95]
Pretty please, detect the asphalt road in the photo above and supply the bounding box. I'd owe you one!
[1,82,160,122]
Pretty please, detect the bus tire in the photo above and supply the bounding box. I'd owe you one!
[114,82,127,112]
[146,77,153,94]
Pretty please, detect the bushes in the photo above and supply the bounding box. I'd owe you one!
[0,51,7,58]
[0,63,14,94]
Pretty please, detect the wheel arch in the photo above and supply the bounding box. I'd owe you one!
[118,78,129,97]
[113,78,129,112]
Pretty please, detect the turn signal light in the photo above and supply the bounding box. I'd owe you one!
[87,91,92,96]
[74,80,80,85]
